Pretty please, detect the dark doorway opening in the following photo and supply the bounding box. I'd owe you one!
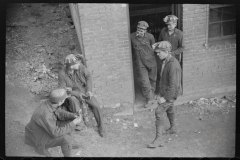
[129,4,183,105]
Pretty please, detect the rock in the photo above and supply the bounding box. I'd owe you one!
[133,123,138,127]
[68,45,75,51]
[115,119,120,123]
[70,25,75,29]
[46,47,54,54]
[123,126,127,129]
[122,123,127,126]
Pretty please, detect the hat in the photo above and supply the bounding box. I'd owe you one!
[163,15,178,24]
[49,88,68,103]
[65,54,84,65]
[154,41,172,52]
[137,21,149,29]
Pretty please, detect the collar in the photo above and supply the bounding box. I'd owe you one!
[135,32,147,39]
[46,100,56,112]
[163,53,172,64]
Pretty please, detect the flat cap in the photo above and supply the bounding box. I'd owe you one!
[154,41,172,52]
[163,15,178,24]
[137,21,149,29]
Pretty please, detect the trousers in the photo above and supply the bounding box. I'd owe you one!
[155,101,175,127]
[63,96,103,130]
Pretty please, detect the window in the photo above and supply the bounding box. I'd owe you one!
[208,4,236,40]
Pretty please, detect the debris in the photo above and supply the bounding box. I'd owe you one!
[122,123,127,126]
[115,119,120,123]
[133,123,138,127]
[168,138,172,141]
[123,126,127,129]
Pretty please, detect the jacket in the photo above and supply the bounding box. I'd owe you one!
[25,100,76,154]
[58,63,92,94]
[159,56,182,101]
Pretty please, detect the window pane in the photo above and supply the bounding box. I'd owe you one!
[209,23,221,38]
[209,8,222,22]
[222,6,235,20]
[222,20,236,36]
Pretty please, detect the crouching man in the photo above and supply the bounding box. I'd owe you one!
[147,41,182,148]
[25,88,82,157]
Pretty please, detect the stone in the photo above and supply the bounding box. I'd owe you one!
[114,108,133,116]
[133,123,138,127]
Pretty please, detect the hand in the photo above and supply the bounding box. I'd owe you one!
[152,43,158,49]
[73,115,82,125]
[86,91,93,99]
[158,97,166,104]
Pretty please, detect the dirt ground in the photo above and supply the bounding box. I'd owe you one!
[5,3,236,157]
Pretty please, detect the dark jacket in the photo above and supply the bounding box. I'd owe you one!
[158,27,184,62]
[58,63,92,94]
[25,100,76,154]
[159,56,182,101]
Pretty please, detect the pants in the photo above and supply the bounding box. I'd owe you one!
[63,95,103,130]
[155,101,175,127]
[43,121,73,157]
[136,61,157,101]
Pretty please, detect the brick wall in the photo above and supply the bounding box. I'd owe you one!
[77,3,134,106]
[182,4,236,98]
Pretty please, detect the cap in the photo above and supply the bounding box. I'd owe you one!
[49,88,68,103]
[163,15,178,24]
[65,54,78,65]
[154,41,172,52]
[137,21,149,29]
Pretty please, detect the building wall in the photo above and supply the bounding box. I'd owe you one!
[182,4,236,99]
[77,3,134,106]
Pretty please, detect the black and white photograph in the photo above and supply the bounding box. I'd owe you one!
[5,3,236,157]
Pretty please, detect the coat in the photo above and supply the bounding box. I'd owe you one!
[58,63,92,94]
[25,100,76,155]
[159,56,182,101]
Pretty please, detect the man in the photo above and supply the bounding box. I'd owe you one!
[58,54,105,137]
[147,41,182,148]
[158,15,184,63]
[130,21,157,107]
[25,88,82,157]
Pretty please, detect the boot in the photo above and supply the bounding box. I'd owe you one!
[164,113,177,135]
[147,125,164,148]
[98,126,106,137]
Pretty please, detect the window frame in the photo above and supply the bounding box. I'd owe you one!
[208,4,236,42]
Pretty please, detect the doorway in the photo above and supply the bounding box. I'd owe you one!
[128,4,183,105]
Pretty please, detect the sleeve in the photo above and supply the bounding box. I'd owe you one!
[54,107,76,121]
[58,70,67,88]
[149,34,155,45]
[83,66,92,92]
[163,65,176,101]
[40,112,76,138]
[158,28,164,41]
[171,32,185,56]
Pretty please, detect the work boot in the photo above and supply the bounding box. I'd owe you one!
[147,126,164,148]
[84,116,93,128]
[43,149,52,157]
[164,112,177,135]
[144,99,157,108]
[98,126,106,137]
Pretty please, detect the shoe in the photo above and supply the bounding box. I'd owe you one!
[144,100,157,108]
[84,120,93,128]
[43,149,52,157]
[163,126,177,135]
[147,138,164,148]
[75,123,85,131]
[98,127,106,137]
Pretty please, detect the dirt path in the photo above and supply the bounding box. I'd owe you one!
[5,3,236,157]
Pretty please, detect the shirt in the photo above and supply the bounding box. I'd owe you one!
[158,27,184,62]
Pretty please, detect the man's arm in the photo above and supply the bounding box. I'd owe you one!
[171,32,184,56]
[39,112,76,138]
[54,107,76,121]
[163,65,176,101]
[82,65,92,93]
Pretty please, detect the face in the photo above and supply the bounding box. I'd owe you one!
[156,50,168,60]
[67,62,79,72]
[136,27,147,37]
[167,23,177,31]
